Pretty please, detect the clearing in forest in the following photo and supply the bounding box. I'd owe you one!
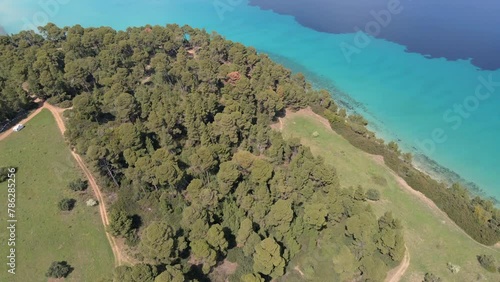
[0,109,114,281]
[277,108,500,282]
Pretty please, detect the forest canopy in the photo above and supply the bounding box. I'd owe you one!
[0,23,497,281]
[0,23,403,281]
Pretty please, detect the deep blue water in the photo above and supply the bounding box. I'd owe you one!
[250,0,500,70]
[1,0,499,200]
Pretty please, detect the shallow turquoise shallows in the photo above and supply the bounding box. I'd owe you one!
[2,0,499,200]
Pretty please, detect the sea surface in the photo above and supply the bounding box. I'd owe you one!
[1,0,499,200]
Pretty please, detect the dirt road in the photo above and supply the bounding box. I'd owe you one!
[275,107,500,281]
[385,245,410,282]
[44,103,130,266]
[369,154,500,254]
[70,151,123,266]
[0,106,44,141]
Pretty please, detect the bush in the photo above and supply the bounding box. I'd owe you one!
[86,199,98,206]
[227,248,254,281]
[125,231,140,247]
[58,198,76,211]
[108,208,133,237]
[477,254,497,272]
[226,247,245,263]
[46,261,72,278]
[366,189,381,201]
[402,152,413,163]
[423,272,441,282]
[47,94,72,106]
[69,179,88,191]
[446,262,460,274]
[0,167,8,183]
[387,141,400,155]
[46,96,67,105]
[58,100,73,108]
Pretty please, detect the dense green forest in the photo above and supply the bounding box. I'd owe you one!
[0,23,499,280]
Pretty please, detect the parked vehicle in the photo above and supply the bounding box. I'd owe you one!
[13,124,24,132]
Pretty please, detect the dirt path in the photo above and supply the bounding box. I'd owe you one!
[44,103,131,266]
[369,155,444,219]
[385,245,410,282]
[270,117,284,131]
[280,108,500,253]
[277,108,414,281]
[369,154,500,254]
[1,103,130,267]
[275,107,500,280]
[0,106,45,141]
[70,151,123,266]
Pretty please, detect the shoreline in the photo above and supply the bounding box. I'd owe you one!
[280,107,500,250]
[365,115,497,204]
[268,52,496,204]
[368,122,496,204]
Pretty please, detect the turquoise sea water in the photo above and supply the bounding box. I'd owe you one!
[1,0,499,200]
[250,0,500,70]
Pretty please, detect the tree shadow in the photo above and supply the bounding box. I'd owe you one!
[223,226,237,249]
[185,264,210,282]
[130,214,142,229]
[66,199,77,211]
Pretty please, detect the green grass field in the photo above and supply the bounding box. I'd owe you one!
[280,112,500,282]
[0,109,114,281]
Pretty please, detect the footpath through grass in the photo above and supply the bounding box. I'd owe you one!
[0,109,113,281]
[280,112,500,282]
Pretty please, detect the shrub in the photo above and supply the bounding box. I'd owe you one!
[366,189,381,201]
[354,186,366,201]
[227,248,254,281]
[387,141,400,155]
[46,261,72,278]
[0,167,8,183]
[423,272,441,282]
[69,179,88,191]
[46,96,69,105]
[108,208,133,237]
[226,247,245,263]
[58,198,76,211]
[58,100,73,108]
[125,231,140,247]
[477,254,497,272]
[402,152,413,163]
[86,199,98,206]
[446,262,460,274]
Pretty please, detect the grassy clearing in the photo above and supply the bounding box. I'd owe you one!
[280,112,500,282]
[0,109,113,281]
